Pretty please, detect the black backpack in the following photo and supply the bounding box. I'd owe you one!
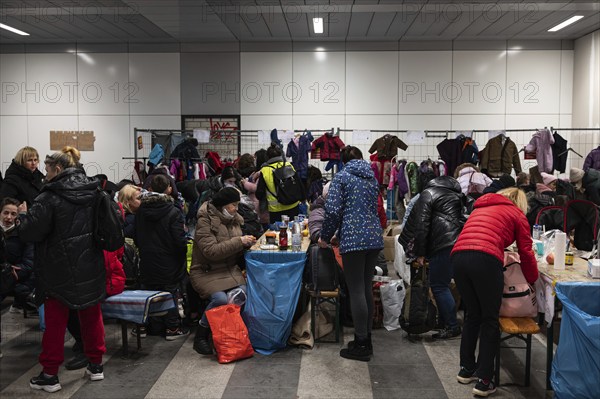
[304,244,340,292]
[267,164,305,205]
[399,263,437,335]
[122,241,140,289]
[92,188,125,252]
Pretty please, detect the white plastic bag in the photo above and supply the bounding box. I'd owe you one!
[380,279,406,331]
[393,234,410,284]
[227,287,246,306]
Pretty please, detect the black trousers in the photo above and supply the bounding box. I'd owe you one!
[452,251,504,381]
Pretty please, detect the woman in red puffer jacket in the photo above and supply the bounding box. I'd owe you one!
[451,187,538,397]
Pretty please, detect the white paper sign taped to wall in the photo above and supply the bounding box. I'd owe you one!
[258,130,271,144]
[279,129,295,143]
[455,130,473,138]
[407,130,425,144]
[352,130,371,144]
[193,129,210,143]
[488,130,505,140]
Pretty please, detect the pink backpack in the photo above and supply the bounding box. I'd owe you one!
[499,252,538,318]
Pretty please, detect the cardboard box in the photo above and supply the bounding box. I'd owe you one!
[383,223,402,262]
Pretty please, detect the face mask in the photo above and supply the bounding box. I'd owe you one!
[222,208,235,219]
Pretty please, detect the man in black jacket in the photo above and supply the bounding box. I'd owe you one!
[135,174,189,340]
[399,176,467,339]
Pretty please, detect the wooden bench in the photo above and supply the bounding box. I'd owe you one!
[101,290,176,356]
[495,317,541,387]
[307,288,341,343]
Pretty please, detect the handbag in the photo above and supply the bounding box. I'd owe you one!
[1,263,16,296]
[499,252,538,318]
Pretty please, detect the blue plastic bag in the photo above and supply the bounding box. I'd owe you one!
[551,282,600,399]
[243,251,305,355]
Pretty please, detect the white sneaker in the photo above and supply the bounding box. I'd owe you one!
[9,305,23,314]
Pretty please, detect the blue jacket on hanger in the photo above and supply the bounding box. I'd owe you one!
[286,131,314,179]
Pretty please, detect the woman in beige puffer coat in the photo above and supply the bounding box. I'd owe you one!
[189,187,256,355]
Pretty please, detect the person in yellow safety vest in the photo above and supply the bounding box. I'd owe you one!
[256,143,300,224]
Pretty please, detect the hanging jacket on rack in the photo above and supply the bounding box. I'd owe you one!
[286,131,314,179]
[405,162,419,198]
[368,134,408,160]
[311,133,345,161]
[436,138,463,176]
[583,146,600,171]
[551,132,568,173]
[170,139,200,161]
[525,128,555,173]
[480,134,522,176]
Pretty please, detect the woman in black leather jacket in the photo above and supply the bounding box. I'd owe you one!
[19,146,106,392]
[399,176,466,339]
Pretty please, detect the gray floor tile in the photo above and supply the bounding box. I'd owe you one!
[226,362,300,388]
[369,364,446,389]
[372,388,448,399]
[222,386,298,399]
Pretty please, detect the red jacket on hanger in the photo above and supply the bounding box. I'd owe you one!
[311,133,345,161]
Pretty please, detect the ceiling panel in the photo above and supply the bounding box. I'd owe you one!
[0,1,598,44]
[347,13,373,37]
[367,12,395,36]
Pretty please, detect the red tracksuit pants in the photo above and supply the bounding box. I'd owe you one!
[40,297,106,375]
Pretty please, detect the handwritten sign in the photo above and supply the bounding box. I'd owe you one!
[50,131,95,151]
[352,130,372,144]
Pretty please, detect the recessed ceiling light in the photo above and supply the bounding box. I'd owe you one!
[313,18,323,34]
[548,16,584,32]
[0,23,30,36]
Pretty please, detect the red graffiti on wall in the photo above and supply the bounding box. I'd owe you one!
[210,119,237,142]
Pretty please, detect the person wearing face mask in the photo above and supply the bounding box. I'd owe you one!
[0,197,35,315]
[0,147,44,208]
[189,187,256,355]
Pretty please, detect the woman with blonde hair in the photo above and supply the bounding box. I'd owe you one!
[0,146,44,207]
[18,146,106,392]
[118,184,142,238]
[450,187,538,397]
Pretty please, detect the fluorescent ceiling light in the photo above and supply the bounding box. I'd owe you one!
[313,18,323,34]
[548,16,584,32]
[0,23,29,36]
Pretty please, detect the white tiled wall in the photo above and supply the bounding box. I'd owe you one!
[0,53,182,180]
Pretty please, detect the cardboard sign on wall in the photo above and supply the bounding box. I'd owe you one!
[50,131,95,151]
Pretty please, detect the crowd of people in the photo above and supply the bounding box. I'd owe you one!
[0,140,598,397]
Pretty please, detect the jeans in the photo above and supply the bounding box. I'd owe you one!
[429,247,458,329]
[200,285,247,327]
[452,251,504,381]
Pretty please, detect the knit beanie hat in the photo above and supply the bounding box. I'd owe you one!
[541,172,557,186]
[212,187,240,208]
[498,174,516,188]
[570,167,584,184]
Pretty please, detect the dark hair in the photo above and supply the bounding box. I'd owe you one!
[150,174,170,193]
[254,149,268,170]
[237,153,255,171]
[0,197,20,210]
[266,143,282,159]
[341,146,363,163]
[220,166,239,184]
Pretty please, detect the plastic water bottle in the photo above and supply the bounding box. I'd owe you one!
[291,222,302,252]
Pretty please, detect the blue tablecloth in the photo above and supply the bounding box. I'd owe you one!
[101,290,175,324]
[243,250,306,355]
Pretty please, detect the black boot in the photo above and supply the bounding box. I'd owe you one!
[347,333,373,355]
[193,324,212,355]
[340,335,371,362]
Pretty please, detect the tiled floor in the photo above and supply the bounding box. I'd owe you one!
[0,301,554,399]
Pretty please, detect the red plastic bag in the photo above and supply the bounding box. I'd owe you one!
[206,304,254,364]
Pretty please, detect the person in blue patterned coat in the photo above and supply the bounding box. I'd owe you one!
[319,146,383,362]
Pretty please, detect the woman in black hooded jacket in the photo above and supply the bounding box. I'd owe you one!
[18,146,106,392]
[0,146,44,207]
[399,176,466,339]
